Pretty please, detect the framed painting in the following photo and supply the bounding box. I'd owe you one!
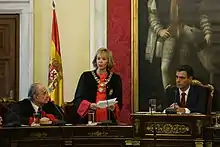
[132,0,220,112]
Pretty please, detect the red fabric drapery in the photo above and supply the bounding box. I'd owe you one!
[107,0,131,124]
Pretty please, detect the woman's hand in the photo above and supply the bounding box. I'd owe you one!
[107,105,115,111]
[90,103,98,110]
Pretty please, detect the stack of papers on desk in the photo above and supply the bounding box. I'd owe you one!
[96,98,117,108]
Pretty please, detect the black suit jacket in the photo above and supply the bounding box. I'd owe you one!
[164,85,207,114]
[72,70,122,124]
[156,0,202,26]
[4,99,64,125]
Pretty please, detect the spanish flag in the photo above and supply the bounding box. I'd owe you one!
[48,0,64,106]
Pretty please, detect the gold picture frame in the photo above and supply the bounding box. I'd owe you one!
[131,0,218,113]
[131,0,138,112]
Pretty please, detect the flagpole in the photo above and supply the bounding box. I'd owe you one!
[52,0,56,9]
[48,0,64,106]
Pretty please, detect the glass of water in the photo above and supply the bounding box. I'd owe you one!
[88,110,95,125]
[0,116,2,126]
[149,99,157,113]
[215,112,220,127]
[31,112,40,126]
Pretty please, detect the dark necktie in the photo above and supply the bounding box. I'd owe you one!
[180,92,186,108]
[37,107,43,118]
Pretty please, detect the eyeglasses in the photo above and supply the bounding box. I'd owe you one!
[37,90,48,96]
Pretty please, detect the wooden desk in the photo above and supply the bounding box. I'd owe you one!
[205,126,220,147]
[0,125,133,147]
[0,114,213,147]
[131,112,211,147]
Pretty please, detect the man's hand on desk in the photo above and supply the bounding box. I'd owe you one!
[39,117,52,125]
[176,108,186,113]
[170,103,180,109]
[168,103,189,113]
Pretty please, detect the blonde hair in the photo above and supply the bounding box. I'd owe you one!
[92,47,115,70]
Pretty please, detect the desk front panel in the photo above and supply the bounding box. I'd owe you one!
[0,125,133,147]
[132,113,210,147]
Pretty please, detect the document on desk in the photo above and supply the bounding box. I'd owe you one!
[96,98,117,108]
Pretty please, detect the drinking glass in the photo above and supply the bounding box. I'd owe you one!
[215,112,220,127]
[31,112,40,126]
[88,110,95,125]
[149,99,157,113]
[0,116,2,126]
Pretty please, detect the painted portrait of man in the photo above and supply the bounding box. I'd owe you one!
[136,0,220,111]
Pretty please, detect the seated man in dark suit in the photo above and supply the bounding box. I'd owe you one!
[164,65,207,114]
[5,83,64,126]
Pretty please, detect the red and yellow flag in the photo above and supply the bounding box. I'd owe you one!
[48,1,64,106]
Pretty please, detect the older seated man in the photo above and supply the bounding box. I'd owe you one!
[5,83,65,126]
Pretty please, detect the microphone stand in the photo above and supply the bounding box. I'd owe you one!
[103,99,112,125]
[173,89,178,108]
[53,103,64,121]
[165,89,178,114]
[52,103,66,125]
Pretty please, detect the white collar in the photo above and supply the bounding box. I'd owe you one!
[179,86,190,95]
[30,100,39,113]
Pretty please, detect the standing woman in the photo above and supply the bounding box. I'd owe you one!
[72,47,122,124]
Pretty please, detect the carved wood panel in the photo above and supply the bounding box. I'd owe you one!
[0,14,19,100]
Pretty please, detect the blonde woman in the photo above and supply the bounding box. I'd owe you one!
[73,48,122,124]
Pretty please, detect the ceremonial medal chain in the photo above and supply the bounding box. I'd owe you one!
[91,71,113,92]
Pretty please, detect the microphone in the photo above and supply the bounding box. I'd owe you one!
[174,89,178,105]
[165,89,177,114]
[50,102,66,125]
[53,103,64,120]
[99,96,115,125]
[101,98,113,125]
[149,100,153,115]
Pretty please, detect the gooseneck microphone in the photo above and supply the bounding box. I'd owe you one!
[53,103,64,120]
[165,88,178,114]
[103,97,113,125]
[51,102,66,125]
[174,89,178,106]
[100,93,113,125]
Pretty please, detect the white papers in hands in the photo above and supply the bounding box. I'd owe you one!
[96,98,117,108]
